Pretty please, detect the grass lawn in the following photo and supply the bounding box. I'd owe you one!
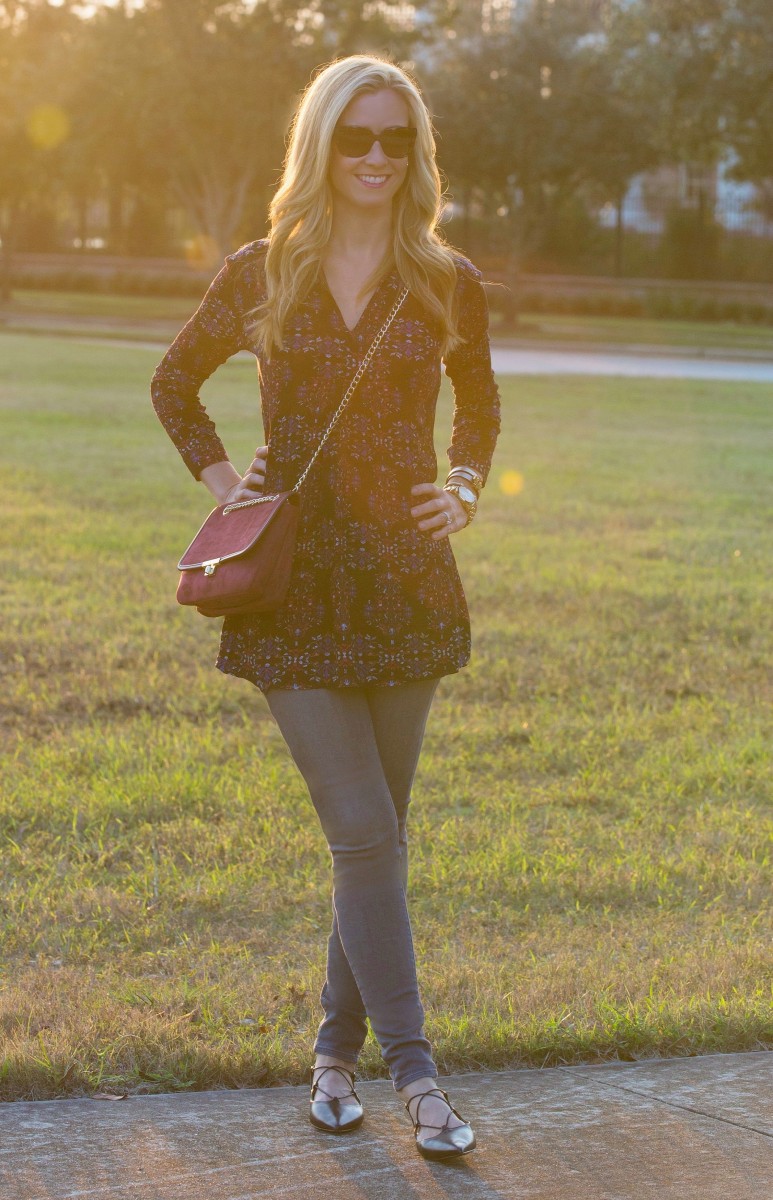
[6,286,773,353]
[490,310,773,354]
[0,331,771,1101]
[4,287,200,326]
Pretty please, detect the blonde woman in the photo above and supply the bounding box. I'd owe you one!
[151,53,500,1161]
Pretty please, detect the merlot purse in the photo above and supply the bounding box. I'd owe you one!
[176,286,408,618]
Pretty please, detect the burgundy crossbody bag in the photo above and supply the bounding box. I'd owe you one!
[176,286,409,618]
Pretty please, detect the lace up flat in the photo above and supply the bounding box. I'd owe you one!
[309,1064,364,1133]
[404,1086,477,1160]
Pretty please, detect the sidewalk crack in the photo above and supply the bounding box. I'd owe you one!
[597,1081,773,1141]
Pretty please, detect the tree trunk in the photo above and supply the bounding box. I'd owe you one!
[171,165,257,265]
[108,174,125,255]
[462,182,472,251]
[0,201,18,304]
[499,248,520,333]
[614,190,624,277]
[76,190,88,251]
[499,191,522,334]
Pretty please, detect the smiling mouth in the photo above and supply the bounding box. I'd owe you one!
[356,175,390,186]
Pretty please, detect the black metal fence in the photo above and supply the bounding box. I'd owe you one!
[445,191,773,286]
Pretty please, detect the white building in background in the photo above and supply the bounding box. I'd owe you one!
[597,153,773,237]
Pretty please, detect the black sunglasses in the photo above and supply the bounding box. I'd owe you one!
[332,124,417,159]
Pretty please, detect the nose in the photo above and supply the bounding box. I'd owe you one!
[363,140,390,167]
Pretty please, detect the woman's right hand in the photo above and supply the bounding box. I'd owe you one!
[221,445,269,506]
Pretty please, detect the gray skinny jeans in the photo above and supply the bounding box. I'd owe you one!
[264,677,441,1091]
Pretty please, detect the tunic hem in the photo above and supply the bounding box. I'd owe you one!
[214,654,468,693]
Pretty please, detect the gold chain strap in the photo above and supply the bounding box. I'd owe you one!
[223,287,409,515]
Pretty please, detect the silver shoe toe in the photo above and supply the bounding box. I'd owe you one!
[309,1065,364,1134]
[418,1122,476,1159]
[404,1086,477,1160]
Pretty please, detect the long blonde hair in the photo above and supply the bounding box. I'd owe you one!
[245,53,466,361]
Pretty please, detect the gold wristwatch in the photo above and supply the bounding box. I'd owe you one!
[443,480,478,526]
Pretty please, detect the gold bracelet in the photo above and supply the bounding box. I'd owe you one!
[445,468,482,497]
[443,482,477,526]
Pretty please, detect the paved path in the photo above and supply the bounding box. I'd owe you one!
[2,1051,770,1199]
[5,314,773,380]
[489,345,773,381]
[46,335,773,382]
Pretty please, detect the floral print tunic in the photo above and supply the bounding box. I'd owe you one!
[150,238,501,691]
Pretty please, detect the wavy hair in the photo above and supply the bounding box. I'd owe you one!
[245,53,466,361]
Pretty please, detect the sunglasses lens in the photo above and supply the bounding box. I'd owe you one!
[334,129,372,157]
[334,127,416,158]
[381,130,416,157]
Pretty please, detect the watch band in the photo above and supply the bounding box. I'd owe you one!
[443,481,478,526]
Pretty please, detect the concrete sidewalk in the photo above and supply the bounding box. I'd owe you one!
[16,331,773,383]
[488,345,773,381]
[1,1051,770,1199]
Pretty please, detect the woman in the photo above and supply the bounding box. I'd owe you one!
[150,53,500,1161]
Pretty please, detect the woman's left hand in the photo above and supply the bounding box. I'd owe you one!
[410,483,466,540]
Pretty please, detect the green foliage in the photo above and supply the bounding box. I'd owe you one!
[8,265,211,297]
[513,286,773,325]
[720,0,773,189]
[3,1,773,283]
[661,206,722,279]
[0,331,771,1098]
[430,2,660,269]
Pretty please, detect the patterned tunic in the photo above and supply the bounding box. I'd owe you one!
[150,238,501,691]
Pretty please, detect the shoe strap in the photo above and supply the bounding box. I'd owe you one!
[311,1064,358,1102]
[404,1087,464,1133]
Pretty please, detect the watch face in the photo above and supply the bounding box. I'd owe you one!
[458,485,476,504]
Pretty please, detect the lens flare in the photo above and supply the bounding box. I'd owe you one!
[184,234,221,271]
[499,470,524,496]
[26,104,70,150]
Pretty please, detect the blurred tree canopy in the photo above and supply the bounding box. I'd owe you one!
[1,0,772,291]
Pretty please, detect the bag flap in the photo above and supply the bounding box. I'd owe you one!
[178,491,296,570]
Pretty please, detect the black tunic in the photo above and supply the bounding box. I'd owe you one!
[150,238,501,691]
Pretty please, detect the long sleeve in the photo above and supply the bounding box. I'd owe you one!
[150,256,247,481]
[442,259,501,486]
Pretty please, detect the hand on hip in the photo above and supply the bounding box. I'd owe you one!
[410,483,465,539]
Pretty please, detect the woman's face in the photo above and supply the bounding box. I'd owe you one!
[328,88,412,214]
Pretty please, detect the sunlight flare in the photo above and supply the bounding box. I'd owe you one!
[26,104,70,150]
[499,469,524,496]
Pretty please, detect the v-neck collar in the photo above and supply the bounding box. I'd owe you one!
[318,262,403,337]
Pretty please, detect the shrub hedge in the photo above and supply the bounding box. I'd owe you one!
[8,263,773,326]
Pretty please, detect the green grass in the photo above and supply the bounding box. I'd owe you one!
[5,287,198,321]
[0,331,771,1101]
[6,287,773,353]
[491,310,773,353]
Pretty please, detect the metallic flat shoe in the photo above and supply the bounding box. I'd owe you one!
[309,1065,364,1134]
[404,1086,477,1161]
